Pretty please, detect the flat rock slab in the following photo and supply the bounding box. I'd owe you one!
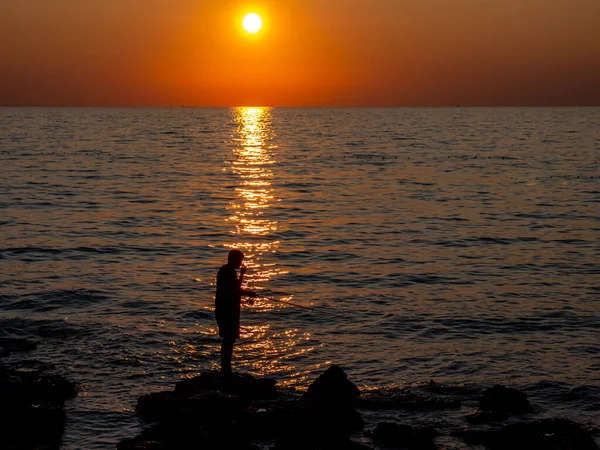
[174,371,278,400]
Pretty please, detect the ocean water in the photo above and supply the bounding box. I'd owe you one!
[0,107,598,448]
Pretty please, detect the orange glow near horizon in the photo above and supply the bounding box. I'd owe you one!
[1,0,599,106]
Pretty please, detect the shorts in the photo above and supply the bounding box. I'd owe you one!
[217,319,240,340]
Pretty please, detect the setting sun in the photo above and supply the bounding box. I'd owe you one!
[242,13,263,34]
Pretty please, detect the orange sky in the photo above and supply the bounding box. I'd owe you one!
[1,0,599,106]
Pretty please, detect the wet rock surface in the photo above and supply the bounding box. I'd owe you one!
[0,362,77,450]
[119,366,599,450]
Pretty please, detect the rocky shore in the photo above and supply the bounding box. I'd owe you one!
[0,336,596,450]
[118,365,598,450]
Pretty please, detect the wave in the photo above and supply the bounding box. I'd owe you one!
[0,245,186,258]
[0,289,110,313]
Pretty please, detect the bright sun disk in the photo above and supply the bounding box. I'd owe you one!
[243,13,263,34]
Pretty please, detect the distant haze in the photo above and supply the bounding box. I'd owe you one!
[1,0,599,106]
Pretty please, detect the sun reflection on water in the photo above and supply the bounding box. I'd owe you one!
[225,107,286,299]
[179,108,318,383]
[221,107,316,381]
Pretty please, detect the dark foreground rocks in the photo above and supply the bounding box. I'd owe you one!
[0,363,77,450]
[119,365,369,450]
[119,367,599,450]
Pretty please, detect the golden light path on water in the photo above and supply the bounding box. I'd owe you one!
[171,108,325,385]
[222,107,318,383]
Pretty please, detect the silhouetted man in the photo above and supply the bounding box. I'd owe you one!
[215,249,257,375]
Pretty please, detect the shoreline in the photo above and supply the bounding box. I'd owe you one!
[1,339,599,449]
[116,365,599,450]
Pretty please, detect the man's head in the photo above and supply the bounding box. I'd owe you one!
[227,249,244,268]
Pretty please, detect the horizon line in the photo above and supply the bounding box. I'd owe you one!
[2,105,600,108]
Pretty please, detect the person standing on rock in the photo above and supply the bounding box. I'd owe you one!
[215,249,257,375]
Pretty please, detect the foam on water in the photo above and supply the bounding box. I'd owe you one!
[1,107,599,448]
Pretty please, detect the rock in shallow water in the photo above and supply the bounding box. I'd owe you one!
[480,385,533,415]
[0,338,37,354]
[301,364,360,409]
[466,384,533,424]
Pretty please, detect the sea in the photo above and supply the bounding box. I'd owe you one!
[0,107,598,449]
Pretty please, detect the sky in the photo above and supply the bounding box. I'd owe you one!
[1,0,599,106]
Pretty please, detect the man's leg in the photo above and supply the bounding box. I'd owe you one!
[220,336,235,373]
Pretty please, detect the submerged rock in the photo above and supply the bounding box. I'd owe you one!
[466,385,532,423]
[480,385,532,415]
[0,338,37,353]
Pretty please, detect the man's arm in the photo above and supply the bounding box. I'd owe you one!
[238,265,246,287]
[238,266,257,299]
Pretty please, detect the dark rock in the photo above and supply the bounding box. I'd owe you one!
[454,418,598,450]
[175,371,277,401]
[373,422,438,449]
[0,363,77,449]
[301,365,360,409]
[137,390,244,423]
[137,371,278,424]
[296,365,364,437]
[117,421,261,450]
[0,370,77,404]
[480,385,532,415]
[0,338,37,353]
[123,366,367,450]
[298,403,364,435]
[4,402,67,449]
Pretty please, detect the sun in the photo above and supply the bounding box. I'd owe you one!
[242,13,263,34]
